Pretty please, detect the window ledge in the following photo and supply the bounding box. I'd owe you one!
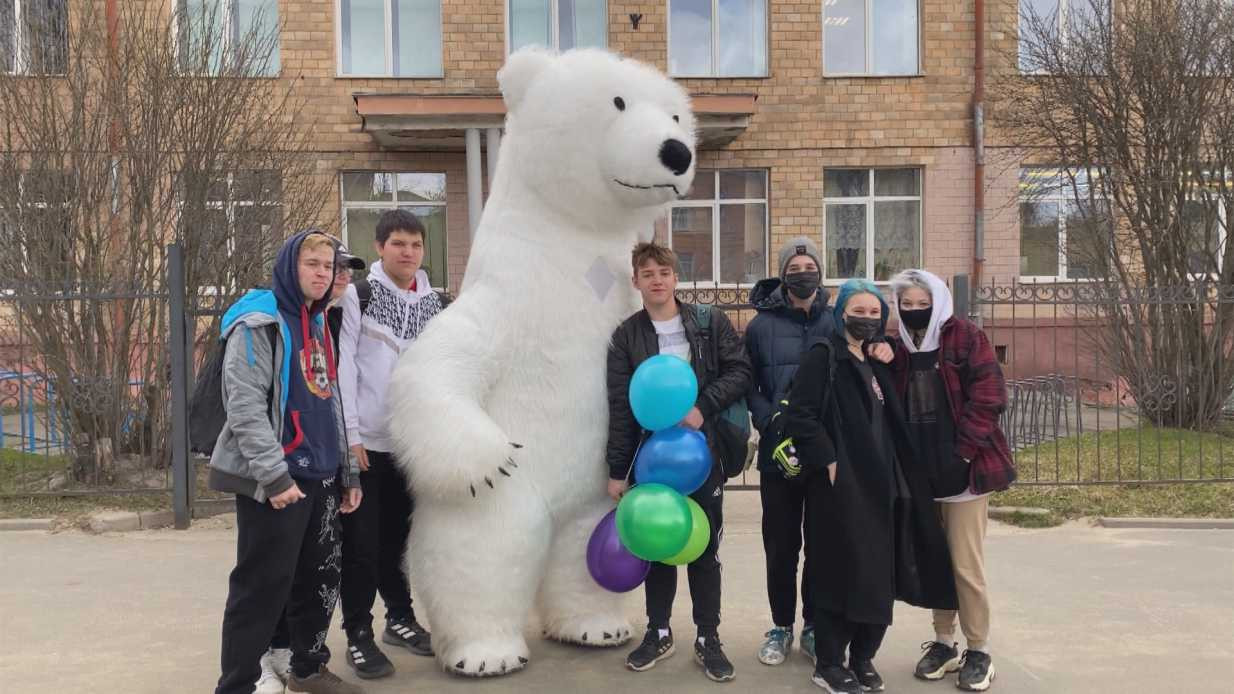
[337,73,445,80]
[822,73,925,79]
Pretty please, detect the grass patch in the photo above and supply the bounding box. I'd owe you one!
[0,448,68,494]
[998,427,1234,520]
[0,493,169,519]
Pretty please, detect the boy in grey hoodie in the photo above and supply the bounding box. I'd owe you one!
[211,230,363,694]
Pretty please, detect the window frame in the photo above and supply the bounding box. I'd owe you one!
[661,169,770,287]
[339,171,449,289]
[336,0,444,78]
[821,0,923,77]
[1018,0,1113,75]
[1183,177,1232,280]
[666,0,770,79]
[821,167,923,284]
[172,0,282,77]
[504,0,608,55]
[1016,166,1113,282]
[3,0,68,76]
[176,170,284,292]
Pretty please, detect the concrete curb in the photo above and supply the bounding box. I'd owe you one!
[988,505,1052,519]
[1098,517,1234,530]
[0,518,53,531]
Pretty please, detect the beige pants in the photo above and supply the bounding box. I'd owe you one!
[932,496,991,651]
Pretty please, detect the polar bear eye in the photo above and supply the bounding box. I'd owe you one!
[613,96,626,111]
[673,115,680,123]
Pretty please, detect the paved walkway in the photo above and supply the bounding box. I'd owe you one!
[1,491,1231,693]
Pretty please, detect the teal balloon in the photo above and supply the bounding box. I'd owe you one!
[629,355,698,431]
[662,497,710,566]
[615,483,692,562]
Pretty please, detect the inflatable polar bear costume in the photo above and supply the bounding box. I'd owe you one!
[385,48,697,677]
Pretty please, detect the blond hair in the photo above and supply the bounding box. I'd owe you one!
[300,232,335,255]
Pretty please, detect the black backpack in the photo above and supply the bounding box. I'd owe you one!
[694,305,752,479]
[188,323,279,456]
[758,339,838,482]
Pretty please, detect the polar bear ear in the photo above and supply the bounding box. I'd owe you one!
[498,47,555,113]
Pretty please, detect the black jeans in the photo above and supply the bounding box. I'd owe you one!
[644,473,725,636]
[216,477,343,694]
[340,450,415,638]
[813,609,888,670]
[760,469,815,628]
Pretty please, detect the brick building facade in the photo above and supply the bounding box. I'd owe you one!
[6,0,1049,294]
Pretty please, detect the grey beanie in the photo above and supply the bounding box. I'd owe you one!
[778,237,822,278]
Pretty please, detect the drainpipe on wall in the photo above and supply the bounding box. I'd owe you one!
[972,0,986,308]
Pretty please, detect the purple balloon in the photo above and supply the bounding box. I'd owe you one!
[586,509,650,593]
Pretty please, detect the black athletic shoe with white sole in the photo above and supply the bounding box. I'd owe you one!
[382,617,433,656]
[694,637,736,682]
[849,658,885,692]
[345,631,395,680]
[626,628,675,671]
[957,650,995,691]
[915,641,962,680]
[812,665,861,693]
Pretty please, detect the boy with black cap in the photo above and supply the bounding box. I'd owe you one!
[744,237,833,666]
[210,230,364,694]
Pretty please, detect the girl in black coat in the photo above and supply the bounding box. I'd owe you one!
[782,279,957,694]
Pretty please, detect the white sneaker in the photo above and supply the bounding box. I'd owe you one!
[268,648,292,682]
[255,650,287,694]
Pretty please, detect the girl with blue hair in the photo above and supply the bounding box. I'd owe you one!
[781,279,958,694]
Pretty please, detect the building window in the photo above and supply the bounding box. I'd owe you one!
[655,169,768,285]
[508,0,606,53]
[823,168,921,281]
[179,171,283,284]
[2,0,68,75]
[1183,172,1232,277]
[669,0,767,78]
[823,0,919,76]
[1018,167,1111,280]
[1019,0,1110,73]
[176,0,281,76]
[339,0,442,77]
[341,172,448,288]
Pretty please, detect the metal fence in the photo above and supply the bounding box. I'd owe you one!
[0,276,174,498]
[972,278,1234,486]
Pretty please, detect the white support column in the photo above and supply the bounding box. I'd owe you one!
[485,127,502,190]
[465,127,483,239]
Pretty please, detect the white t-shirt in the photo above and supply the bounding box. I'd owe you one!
[652,315,691,361]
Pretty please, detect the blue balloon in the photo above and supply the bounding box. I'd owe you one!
[629,355,698,431]
[634,426,713,495]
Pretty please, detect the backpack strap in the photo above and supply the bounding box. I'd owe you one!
[264,323,279,415]
[355,278,372,316]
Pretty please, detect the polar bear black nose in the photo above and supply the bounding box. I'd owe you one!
[659,139,693,176]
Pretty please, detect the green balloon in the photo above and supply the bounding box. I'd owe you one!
[615,483,692,562]
[662,497,710,566]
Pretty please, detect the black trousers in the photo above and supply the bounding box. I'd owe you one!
[813,609,888,669]
[340,450,415,637]
[216,477,343,694]
[644,474,725,635]
[760,469,815,628]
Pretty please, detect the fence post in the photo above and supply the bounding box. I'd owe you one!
[953,273,971,320]
[168,243,192,529]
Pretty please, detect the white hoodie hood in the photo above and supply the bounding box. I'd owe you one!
[891,269,954,354]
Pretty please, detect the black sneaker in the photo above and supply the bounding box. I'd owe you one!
[382,616,433,656]
[694,636,736,682]
[915,641,961,681]
[849,659,884,692]
[626,628,675,671]
[811,665,861,693]
[345,630,395,680]
[957,650,995,691]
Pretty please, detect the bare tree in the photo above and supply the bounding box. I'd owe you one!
[0,1,331,484]
[995,0,1234,427]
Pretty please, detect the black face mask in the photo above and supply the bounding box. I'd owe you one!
[900,307,932,331]
[783,271,821,300]
[844,315,882,341]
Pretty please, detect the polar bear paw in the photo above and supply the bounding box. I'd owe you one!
[441,637,530,678]
[543,614,633,648]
